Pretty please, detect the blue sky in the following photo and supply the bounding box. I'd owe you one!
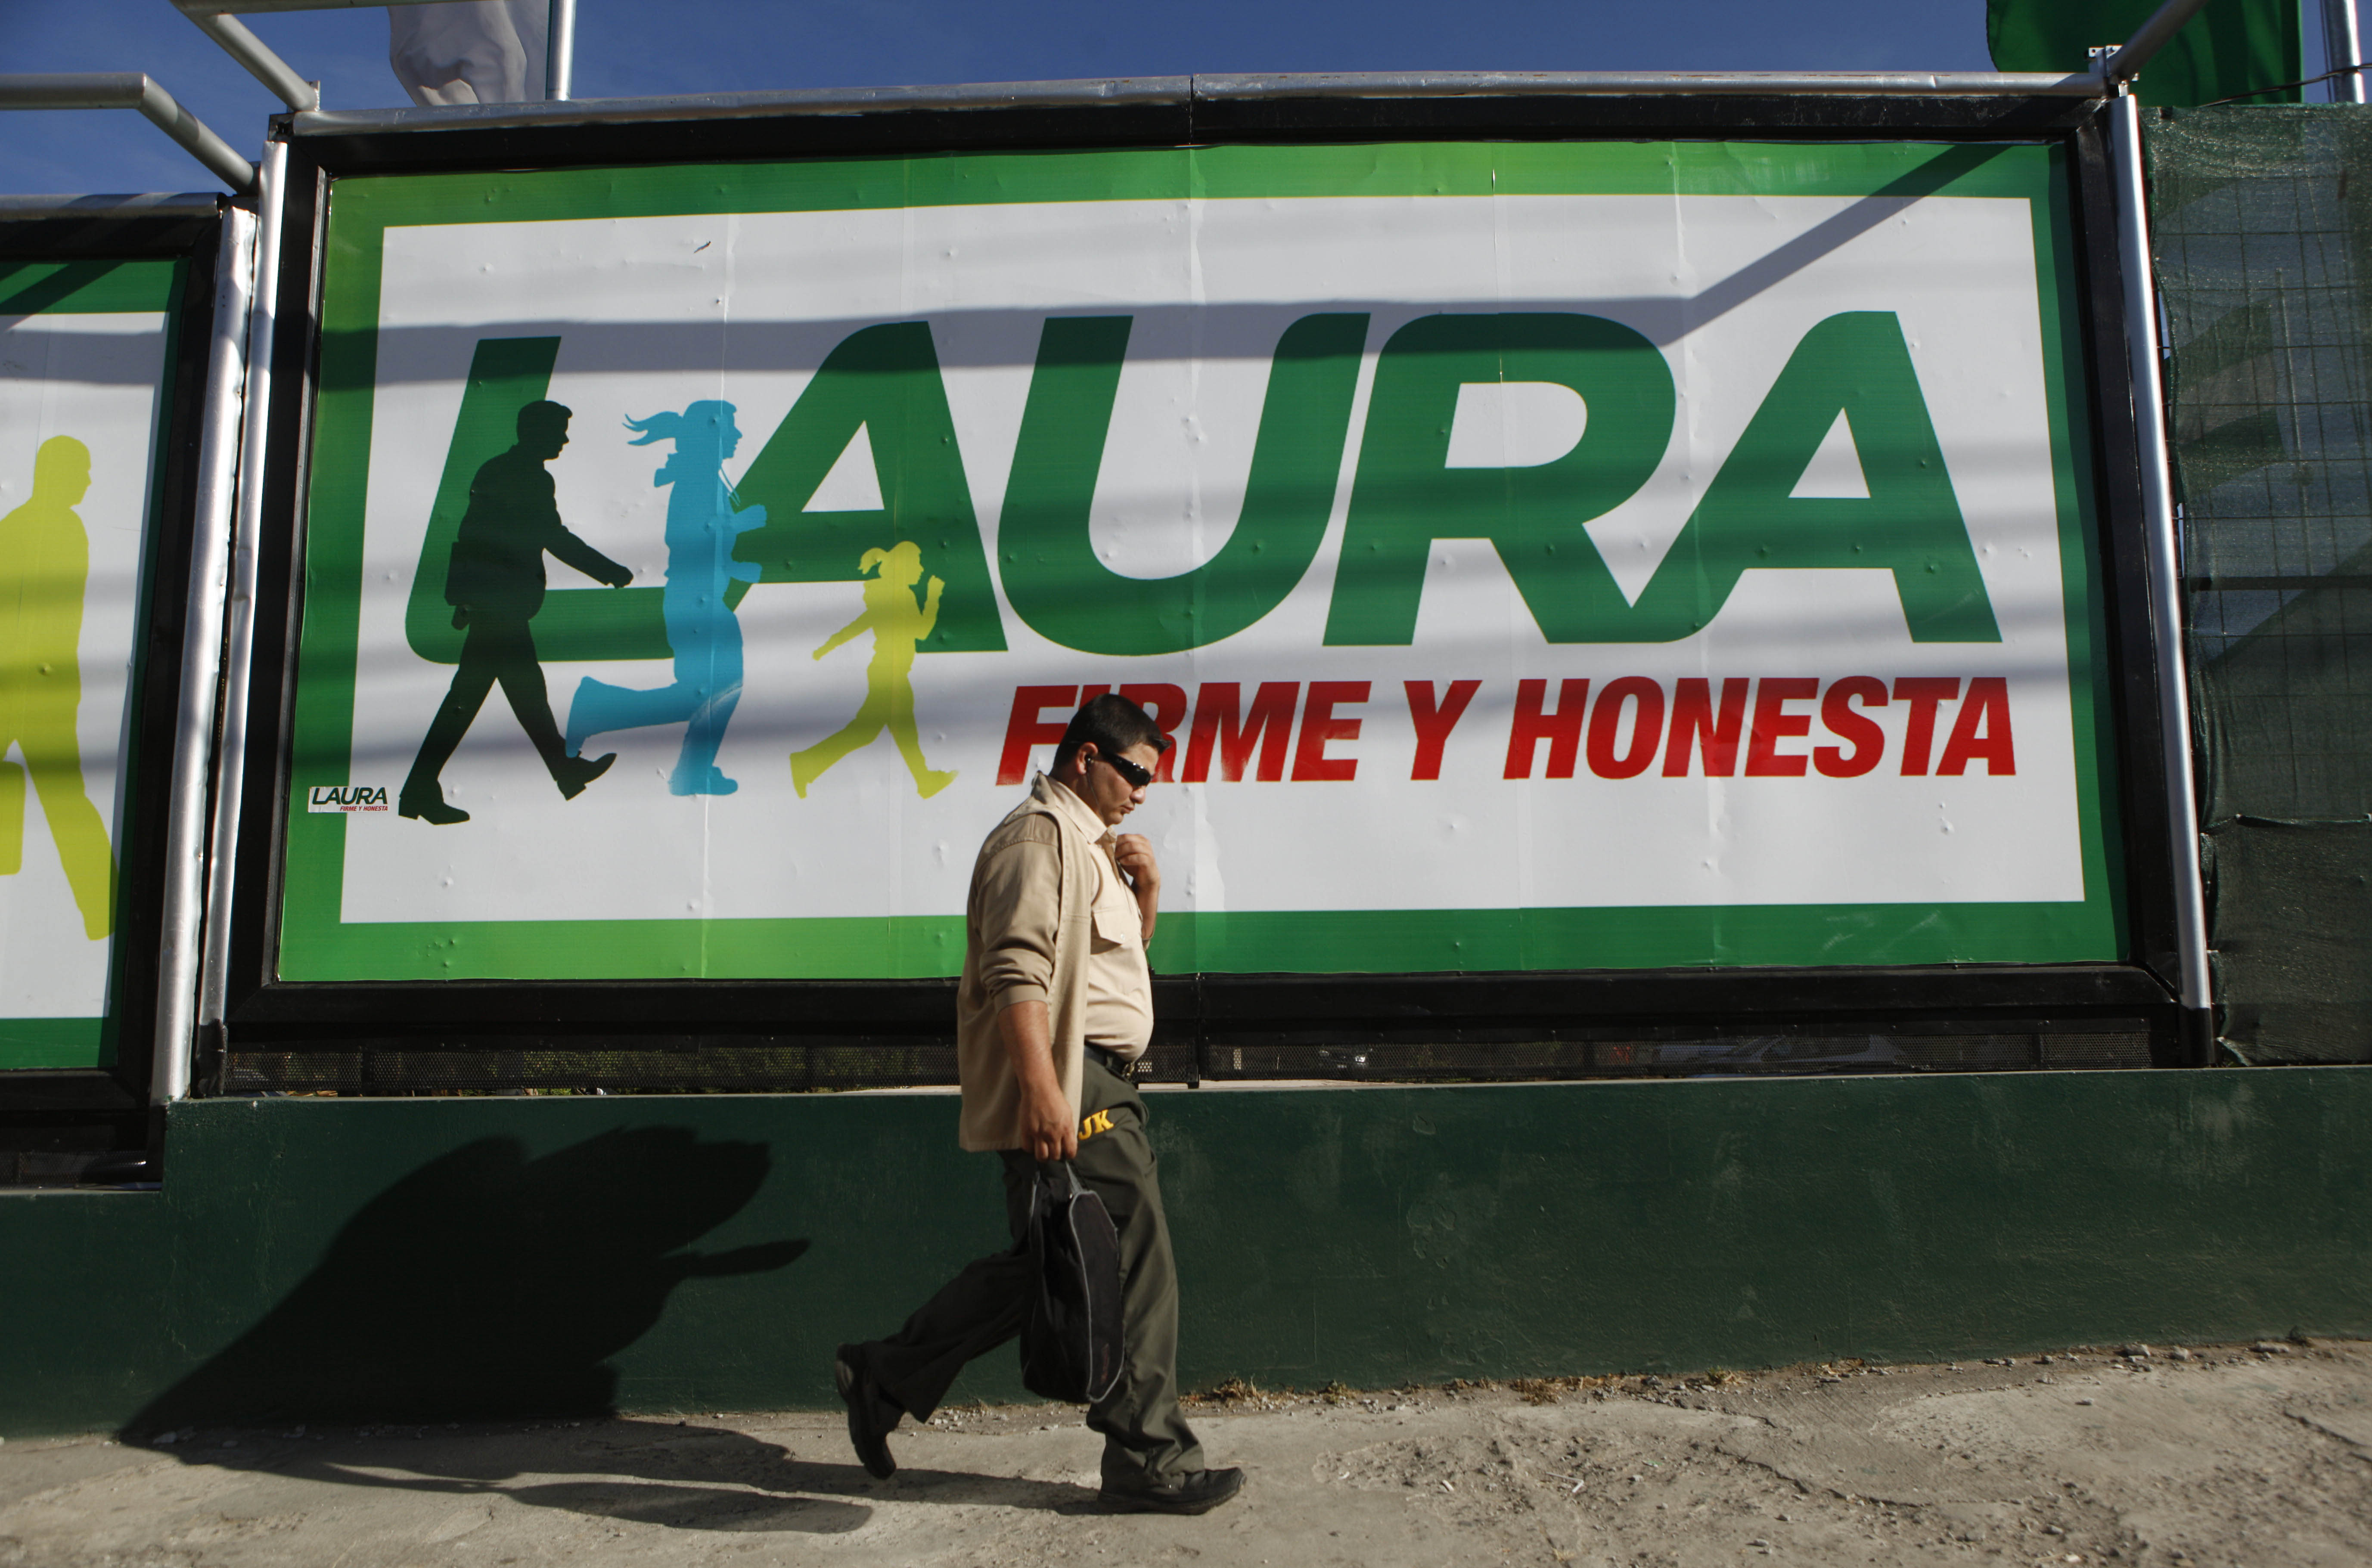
[0,1,2336,195]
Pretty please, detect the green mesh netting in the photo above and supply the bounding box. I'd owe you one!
[2149,104,2372,1062]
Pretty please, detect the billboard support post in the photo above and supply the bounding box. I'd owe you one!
[547,0,576,102]
[2108,91,2213,1049]
[195,139,288,1058]
[151,203,258,1105]
[2329,0,2366,102]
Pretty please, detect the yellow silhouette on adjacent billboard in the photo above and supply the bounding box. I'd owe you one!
[790,541,956,799]
[0,437,116,940]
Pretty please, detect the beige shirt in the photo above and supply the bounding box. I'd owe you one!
[953,773,1154,1151]
[1037,774,1156,1057]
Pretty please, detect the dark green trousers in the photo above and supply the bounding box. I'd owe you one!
[860,1060,1203,1485]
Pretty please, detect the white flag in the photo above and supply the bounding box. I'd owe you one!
[388,1,550,107]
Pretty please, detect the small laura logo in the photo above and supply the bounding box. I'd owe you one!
[308,784,391,813]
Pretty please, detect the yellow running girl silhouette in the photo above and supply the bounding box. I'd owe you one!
[790,542,957,799]
[0,436,116,940]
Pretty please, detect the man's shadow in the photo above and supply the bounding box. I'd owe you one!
[121,1126,1095,1529]
[129,1127,804,1426]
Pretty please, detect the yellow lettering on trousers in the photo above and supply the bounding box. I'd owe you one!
[1079,1109,1114,1140]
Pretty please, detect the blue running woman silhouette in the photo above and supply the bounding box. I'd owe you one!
[564,401,767,795]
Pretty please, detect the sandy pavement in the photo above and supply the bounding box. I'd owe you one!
[4,1340,2369,1568]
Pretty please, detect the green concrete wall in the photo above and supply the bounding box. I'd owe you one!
[4,1068,2368,1438]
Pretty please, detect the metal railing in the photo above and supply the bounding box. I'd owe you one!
[0,74,255,193]
[171,0,580,109]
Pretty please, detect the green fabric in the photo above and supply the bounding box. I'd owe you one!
[1988,0,2303,106]
[2145,105,2372,1062]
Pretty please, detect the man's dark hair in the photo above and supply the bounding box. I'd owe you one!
[1053,693,1173,775]
[517,399,573,438]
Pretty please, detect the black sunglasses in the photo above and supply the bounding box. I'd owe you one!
[1093,749,1155,789]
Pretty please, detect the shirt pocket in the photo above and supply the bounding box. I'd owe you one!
[1090,896,1137,952]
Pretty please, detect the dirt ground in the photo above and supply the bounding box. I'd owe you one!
[4,1339,2369,1568]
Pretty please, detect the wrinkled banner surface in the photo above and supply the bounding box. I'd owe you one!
[283,140,2121,980]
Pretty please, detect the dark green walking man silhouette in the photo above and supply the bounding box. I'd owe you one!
[401,400,633,825]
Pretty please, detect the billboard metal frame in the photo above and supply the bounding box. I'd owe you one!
[196,84,2201,1087]
[0,198,230,1154]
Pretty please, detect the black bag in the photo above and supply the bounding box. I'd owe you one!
[1019,1160,1124,1404]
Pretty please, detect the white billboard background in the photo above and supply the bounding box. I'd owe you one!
[336,191,2081,932]
[0,311,161,1013]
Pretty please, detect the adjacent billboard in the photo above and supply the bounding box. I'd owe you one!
[0,259,180,1063]
[282,139,2121,982]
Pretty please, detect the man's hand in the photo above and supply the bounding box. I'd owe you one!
[997,999,1077,1162]
[605,563,634,588]
[1017,1079,1075,1163]
[1114,832,1160,943]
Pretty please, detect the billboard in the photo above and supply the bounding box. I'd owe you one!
[281,139,2120,982]
[0,259,180,1063]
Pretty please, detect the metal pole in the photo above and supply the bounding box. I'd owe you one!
[196,139,288,1056]
[2108,93,2215,1047]
[547,0,577,102]
[0,74,258,193]
[1196,69,2105,97]
[0,194,222,220]
[2104,0,2217,85]
[152,204,258,1105]
[170,8,320,112]
[2328,0,2366,102]
[285,68,2111,140]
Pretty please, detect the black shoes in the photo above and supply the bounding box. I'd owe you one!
[830,1341,1235,1510]
[555,751,616,800]
[1098,1465,1245,1515]
[834,1344,900,1479]
[397,787,468,825]
[397,753,613,821]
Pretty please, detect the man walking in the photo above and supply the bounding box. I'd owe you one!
[835,694,1242,1515]
[401,400,632,824]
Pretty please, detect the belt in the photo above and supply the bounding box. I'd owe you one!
[1084,1044,1139,1080]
